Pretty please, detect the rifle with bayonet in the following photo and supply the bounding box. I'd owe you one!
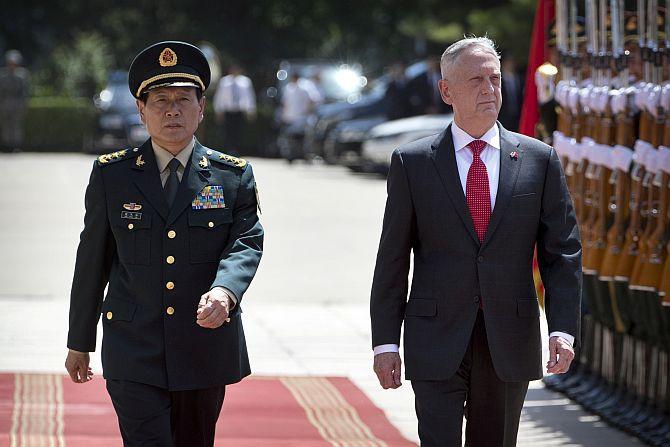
[602,0,635,284]
[630,0,662,289]
[588,0,618,273]
[616,0,651,283]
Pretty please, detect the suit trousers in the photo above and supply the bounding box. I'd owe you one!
[106,379,226,447]
[411,310,529,447]
[222,111,245,152]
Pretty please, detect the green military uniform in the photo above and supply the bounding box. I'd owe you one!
[66,41,263,446]
[68,140,262,389]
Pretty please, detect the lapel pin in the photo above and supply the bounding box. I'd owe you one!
[123,203,142,211]
[199,156,208,169]
[510,151,519,160]
[135,155,145,167]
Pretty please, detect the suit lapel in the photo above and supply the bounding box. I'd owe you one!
[480,124,522,249]
[132,139,169,222]
[166,141,211,226]
[430,125,479,245]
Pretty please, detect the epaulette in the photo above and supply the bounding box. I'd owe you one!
[205,148,247,169]
[97,148,138,166]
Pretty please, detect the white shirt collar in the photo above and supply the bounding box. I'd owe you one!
[451,121,500,153]
[152,138,195,173]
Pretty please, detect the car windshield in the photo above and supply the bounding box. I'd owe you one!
[96,71,138,112]
[103,84,137,111]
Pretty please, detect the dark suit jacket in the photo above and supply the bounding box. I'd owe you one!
[370,123,581,382]
[406,71,453,116]
[67,139,263,391]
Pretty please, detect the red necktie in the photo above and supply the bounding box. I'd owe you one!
[466,140,491,242]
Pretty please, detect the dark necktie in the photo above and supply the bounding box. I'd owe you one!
[164,158,181,208]
[466,140,492,242]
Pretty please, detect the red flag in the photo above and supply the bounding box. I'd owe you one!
[519,0,555,137]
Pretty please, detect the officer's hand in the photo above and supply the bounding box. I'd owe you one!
[373,352,402,389]
[197,289,233,329]
[65,350,93,383]
[547,336,574,374]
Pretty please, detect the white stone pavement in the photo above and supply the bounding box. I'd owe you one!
[0,153,639,446]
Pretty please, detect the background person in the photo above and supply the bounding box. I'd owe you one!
[213,64,257,153]
[0,50,29,153]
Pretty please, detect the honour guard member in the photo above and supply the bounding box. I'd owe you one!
[535,21,560,145]
[0,50,29,153]
[64,41,263,446]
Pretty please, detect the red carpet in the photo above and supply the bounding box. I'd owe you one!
[0,374,415,446]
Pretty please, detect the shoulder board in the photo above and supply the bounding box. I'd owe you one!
[97,148,138,166]
[206,149,247,169]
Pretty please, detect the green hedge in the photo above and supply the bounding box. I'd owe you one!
[23,97,95,152]
[21,97,275,156]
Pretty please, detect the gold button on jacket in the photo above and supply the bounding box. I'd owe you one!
[106,311,113,320]
[166,281,175,290]
[166,306,175,315]
[167,230,176,239]
[166,255,175,264]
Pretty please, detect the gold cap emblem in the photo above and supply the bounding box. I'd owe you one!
[159,47,177,67]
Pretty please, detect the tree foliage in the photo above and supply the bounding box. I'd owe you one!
[0,0,537,97]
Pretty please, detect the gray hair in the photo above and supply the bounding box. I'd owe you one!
[440,36,500,79]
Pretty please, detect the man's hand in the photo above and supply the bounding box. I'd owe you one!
[547,336,575,374]
[373,352,402,389]
[65,350,93,383]
[197,288,233,329]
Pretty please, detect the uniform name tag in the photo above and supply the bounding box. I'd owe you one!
[121,211,142,220]
[192,185,225,209]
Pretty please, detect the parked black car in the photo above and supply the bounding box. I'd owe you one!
[300,61,428,162]
[323,115,387,169]
[91,71,148,154]
[268,60,368,161]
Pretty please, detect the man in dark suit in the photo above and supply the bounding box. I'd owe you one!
[370,37,581,446]
[498,55,524,132]
[64,41,263,446]
[407,56,453,116]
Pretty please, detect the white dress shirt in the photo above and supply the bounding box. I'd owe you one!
[373,122,574,355]
[280,81,315,124]
[213,74,256,114]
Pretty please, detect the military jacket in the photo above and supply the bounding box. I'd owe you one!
[67,139,263,391]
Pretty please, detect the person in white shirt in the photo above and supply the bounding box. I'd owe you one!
[213,64,256,151]
[280,73,316,125]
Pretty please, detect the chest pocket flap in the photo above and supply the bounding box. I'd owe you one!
[111,212,152,229]
[188,209,233,228]
[101,297,137,322]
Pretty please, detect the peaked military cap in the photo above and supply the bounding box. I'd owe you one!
[128,41,211,98]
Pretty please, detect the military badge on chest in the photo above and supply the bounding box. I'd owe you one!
[121,202,143,220]
[192,185,225,209]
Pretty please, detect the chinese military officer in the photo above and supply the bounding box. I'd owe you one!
[64,41,263,446]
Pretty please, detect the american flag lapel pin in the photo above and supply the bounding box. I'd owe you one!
[510,151,519,160]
